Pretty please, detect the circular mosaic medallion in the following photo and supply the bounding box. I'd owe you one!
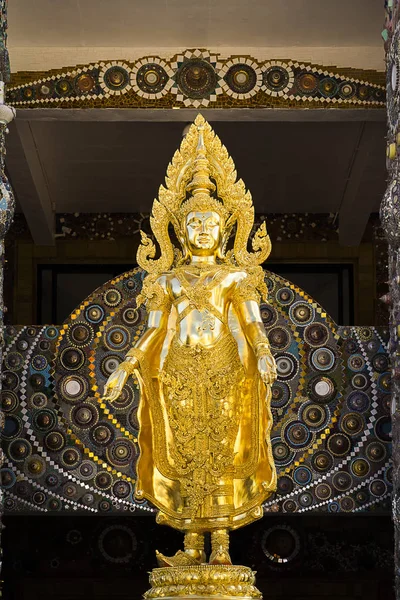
[45,327,58,339]
[268,327,290,351]
[4,352,23,371]
[304,323,329,347]
[369,479,387,497]
[61,447,82,469]
[283,420,313,451]
[67,323,94,347]
[104,289,122,308]
[372,353,389,373]
[78,460,97,481]
[31,355,48,371]
[104,326,130,352]
[16,339,28,352]
[106,438,136,468]
[177,59,217,99]
[100,354,122,378]
[122,307,140,326]
[225,64,257,94]
[8,438,32,462]
[30,373,46,390]
[345,339,358,354]
[85,304,105,324]
[332,471,352,492]
[340,497,355,512]
[299,402,330,432]
[95,471,113,490]
[293,466,312,486]
[136,63,169,94]
[24,454,46,479]
[44,431,65,452]
[71,403,99,429]
[272,438,294,467]
[315,482,332,500]
[33,409,56,432]
[351,373,369,391]
[75,73,95,94]
[346,390,370,413]
[347,354,365,372]
[60,347,85,371]
[1,468,16,489]
[103,66,130,92]
[277,475,294,495]
[260,304,278,327]
[338,81,356,100]
[374,416,391,442]
[55,79,72,96]
[276,287,295,306]
[113,480,132,499]
[271,381,291,409]
[366,441,387,463]
[310,347,335,371]
[355,491,369,505]
[289,302,314,326]
[3,371,19,391]
[378,372,391,394]
[2,390,19,413]
[263,65,291,94]
[319,77,338,98]
[308,375,337,404]
[296,72,318,95]
[327,433,351,457]
[90,422,115,447]
[340,412,364,437]
[112,383,136,412]
[3,415,22,440]
[128,407,139,430]
[58,375,89,404]
[282,499,298,513]
[311,451,333,473]
[298,491,313,507]
[275,353,298,381]
[351,458,370,478]
[357,85,370,101]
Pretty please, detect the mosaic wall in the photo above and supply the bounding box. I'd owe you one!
[6,49,385,109]
[54,212,341,243]
[1,267,392,515]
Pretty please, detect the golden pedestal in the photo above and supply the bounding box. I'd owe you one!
[144,564,262,599]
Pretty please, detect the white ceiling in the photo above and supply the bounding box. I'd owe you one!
[7,0,383,48]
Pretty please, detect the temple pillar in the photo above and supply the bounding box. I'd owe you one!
[382,2,400,595]
[0,0,15,587]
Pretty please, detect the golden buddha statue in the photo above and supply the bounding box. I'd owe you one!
[103,115,277,588]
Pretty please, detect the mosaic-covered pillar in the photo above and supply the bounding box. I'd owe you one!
[0,0,15,586]
[382,1,400,594]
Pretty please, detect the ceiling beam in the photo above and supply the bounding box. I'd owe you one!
[338,121,385,246]
[14,108,386,123]
[6,119,55,245]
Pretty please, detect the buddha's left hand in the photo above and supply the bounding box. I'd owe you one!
[258,354,277,385]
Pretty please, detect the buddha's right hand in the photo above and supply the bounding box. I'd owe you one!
[103,358,138,402]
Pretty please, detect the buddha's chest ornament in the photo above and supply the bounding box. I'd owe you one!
[175,268,228,334]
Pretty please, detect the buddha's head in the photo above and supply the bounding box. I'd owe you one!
[184,209,222,257]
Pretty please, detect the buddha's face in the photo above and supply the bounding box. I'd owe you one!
[185,211,222,256]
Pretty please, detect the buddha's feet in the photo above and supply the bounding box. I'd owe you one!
[209,548,232,565]
[156,549,205,568]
